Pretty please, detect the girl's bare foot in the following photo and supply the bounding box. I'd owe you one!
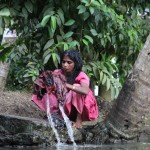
[73,113,82,128]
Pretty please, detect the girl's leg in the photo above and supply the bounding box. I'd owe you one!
[73,112,82,128]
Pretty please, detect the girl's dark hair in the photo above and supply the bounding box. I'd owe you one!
[60,49,83,84]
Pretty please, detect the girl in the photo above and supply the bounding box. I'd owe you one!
[32,49,98,128]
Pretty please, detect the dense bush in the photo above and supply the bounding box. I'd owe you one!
[0,0,150,98]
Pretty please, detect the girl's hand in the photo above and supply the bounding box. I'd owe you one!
[43,71,55,93]
[66,83,89,95]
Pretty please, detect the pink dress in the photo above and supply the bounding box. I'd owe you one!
[32,69,98,122]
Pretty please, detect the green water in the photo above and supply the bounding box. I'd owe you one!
[0,143,150,150]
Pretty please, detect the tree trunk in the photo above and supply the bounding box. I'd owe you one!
[0,29,16,90]
[0,62,10,90]
[80,34,150,144]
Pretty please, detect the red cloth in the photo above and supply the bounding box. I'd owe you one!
[32,69,98,121]
[63,84,98,121]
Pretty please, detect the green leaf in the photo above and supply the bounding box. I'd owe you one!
[52,52,58,67]
[9,21,14,27]
[3,17,10,26]
[63,43,69,50]
[64,19,75,26]
[10,52,16,60]
[48,26,54,38]
[43,50,51,58]
[51,16,57,31]
[89,7,94,14]
[43,39,54,50]
[81,0,89,4]
[82,66,87,72]
[64,31,73,39]
[56,14,62,27]
[90,29,98,36]
[24,26,28,33]
[83,12,90,20]
[99,70,103,82]
[43,7,54,16]
[98,0,104,4]
[101,39,105,46]
[24,0,33,13]
[0,8,10,16]
[52,52,56,62]
[57,35,63,42]
[69,41,77,48]
[106,78,111,91]
[82,39,89,46]
[112,36,116,44]
[77,5,86,14]
[92,0,101,6]
[102,73,106,85]
[105,62,114,73]
[84,35,93,44]
[90,62,97,67]
[86,65,92,71]
[119,34,124,41]
[93,67,97,77]
[41,15,51,27]
[107,35,111,42]
[23,73,30,78]
[43,53,51,64]
[55,53,60,64]
[32,76,36,81]
[57,8,64,24]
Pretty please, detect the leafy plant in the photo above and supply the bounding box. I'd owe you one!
[0,0,150,99]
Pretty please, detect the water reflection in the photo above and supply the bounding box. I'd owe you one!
[0,143,150,150]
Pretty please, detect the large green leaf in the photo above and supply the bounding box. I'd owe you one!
[90,29,98,36]
[57,8,64,24]
[43,39,54,50]
[64,31,73,39]
[24,0,33,13]
[43,53,51,64]
[84,35,93,44]
[0,8,10,16]
[41,15,51,27]
[51,16,57,31]
[77,5,86,14]
[64,19,75,26]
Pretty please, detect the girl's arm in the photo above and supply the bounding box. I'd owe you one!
[66,82,89,95]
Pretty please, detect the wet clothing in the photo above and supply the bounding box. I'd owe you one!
[32,69,98,122]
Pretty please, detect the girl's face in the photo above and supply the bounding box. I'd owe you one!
[62,55,75,74]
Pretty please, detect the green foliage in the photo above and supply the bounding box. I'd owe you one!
[0,43,13,62]
[0,0,150,99]
[82,52,122,100]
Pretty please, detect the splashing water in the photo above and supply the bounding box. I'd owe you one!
[46,93,61,145]
[46,93,77,149]
[59,104,77,147]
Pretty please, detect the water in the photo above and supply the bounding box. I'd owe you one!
[0,143,150,150]
[46,94,77,148]
[46,94,61,145]
[55,143,150,150]
[59,104,77,147]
